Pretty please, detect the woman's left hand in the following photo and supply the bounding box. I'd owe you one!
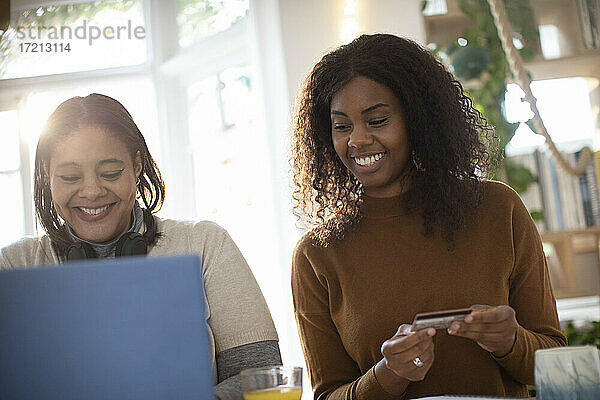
[447,304,519,357]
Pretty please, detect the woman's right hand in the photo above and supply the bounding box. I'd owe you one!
[380,324,436,382]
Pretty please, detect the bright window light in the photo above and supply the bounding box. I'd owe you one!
[539,24,561,59]
[504,78,595,154]
[512,36,524,50]
[177,0,249,48]
[341,0,358,43]
[341,17,358,43]
[1,0,147,80]
[0,110,21,171]
[0,110,24,246]
[0,173,25,247]
[344,0,357,15]
[186,66,278,284]
[422,0,448,16]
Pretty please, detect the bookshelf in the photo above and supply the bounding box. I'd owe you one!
[525,0,600,81]
[524,54,600,81]
[423,0,600,300]
[510,150,600,299]
[542,227,600,299]
[424,0,600,82]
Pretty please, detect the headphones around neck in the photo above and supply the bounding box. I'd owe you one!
[65,209,157,261]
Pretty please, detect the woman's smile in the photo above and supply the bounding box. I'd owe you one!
[72,203,116,222]
[331,77,410,198]
[48,126,141,244]
[351,152,386,169]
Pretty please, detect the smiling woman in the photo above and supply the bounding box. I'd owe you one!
[290,34,567,399]
[0,94,282,400]
[47,127,141,244]
[31,94,163,259]
[330,77,410,198]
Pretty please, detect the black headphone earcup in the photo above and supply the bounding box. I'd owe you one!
[115,232,148,257]
[66,242,97,261]
[142,213,157,245]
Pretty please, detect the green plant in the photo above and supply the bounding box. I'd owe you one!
[426,0,544,219]
[0,1,137,76]
[177,0,248,47]
[563,321,600,347]
[458,0,540,193]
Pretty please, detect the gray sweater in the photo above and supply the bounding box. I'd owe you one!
[0,217,282,399]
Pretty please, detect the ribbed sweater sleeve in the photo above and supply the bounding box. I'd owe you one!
[492,191,567,383]
[292,239,396,400]
[214,340,282,400]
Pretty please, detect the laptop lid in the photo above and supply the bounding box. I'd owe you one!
[0,255,213,400]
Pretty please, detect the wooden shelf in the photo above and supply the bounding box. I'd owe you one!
[423,12,472,46]
[541,227,600,299]
[423,12,470,24]
[423,0,600,80]
[542,226,600,241]
[524,53,600,80]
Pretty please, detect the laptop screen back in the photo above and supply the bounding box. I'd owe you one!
[0,255,213,400]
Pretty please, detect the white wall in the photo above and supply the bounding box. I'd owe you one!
[360,0,426,41]
[277,0,426,108]
[263,1,426,396]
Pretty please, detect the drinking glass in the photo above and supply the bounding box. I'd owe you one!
[241,366,302,400]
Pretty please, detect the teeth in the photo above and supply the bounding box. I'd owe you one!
[354,153,384,167]
[79,205,110,215]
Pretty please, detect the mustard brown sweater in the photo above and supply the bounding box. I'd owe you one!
[292,181,566,399]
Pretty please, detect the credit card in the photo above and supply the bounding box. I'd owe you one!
[411,308,472,331]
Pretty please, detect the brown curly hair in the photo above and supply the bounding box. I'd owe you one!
[34,93,165,257]
[292,34,499,246]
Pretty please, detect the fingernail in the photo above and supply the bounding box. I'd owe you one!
[447,328,455,335]
[465,316,473,323]
[428,328,436,336]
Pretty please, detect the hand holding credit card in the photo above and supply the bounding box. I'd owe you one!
[410,308,473,332]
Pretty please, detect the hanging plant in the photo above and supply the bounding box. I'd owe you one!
[449,43,491,81]
[425,0,543,219]
[458,0,540,194]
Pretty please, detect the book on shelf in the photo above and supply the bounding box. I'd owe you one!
[594,150,600,224]
[576,0,600,49]
[508,148,600,233]
[577,150,600,226]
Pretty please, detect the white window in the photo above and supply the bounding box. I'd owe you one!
[0,0,156,245]
[504,78,596,155]
[177,0,249,48]
[0,109,27,247]
[2,0,147,80]
[1,2,299,388]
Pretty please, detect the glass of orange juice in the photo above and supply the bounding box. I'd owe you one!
[241,366,302,400]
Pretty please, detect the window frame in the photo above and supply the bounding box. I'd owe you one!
[0,102,31,237]
[0,0,254,232]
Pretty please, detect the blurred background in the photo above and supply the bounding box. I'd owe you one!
[1,0,599,396]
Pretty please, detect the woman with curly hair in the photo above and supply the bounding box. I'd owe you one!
[291,34,565,399]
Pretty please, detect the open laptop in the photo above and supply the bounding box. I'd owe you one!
[0,255,213,400]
